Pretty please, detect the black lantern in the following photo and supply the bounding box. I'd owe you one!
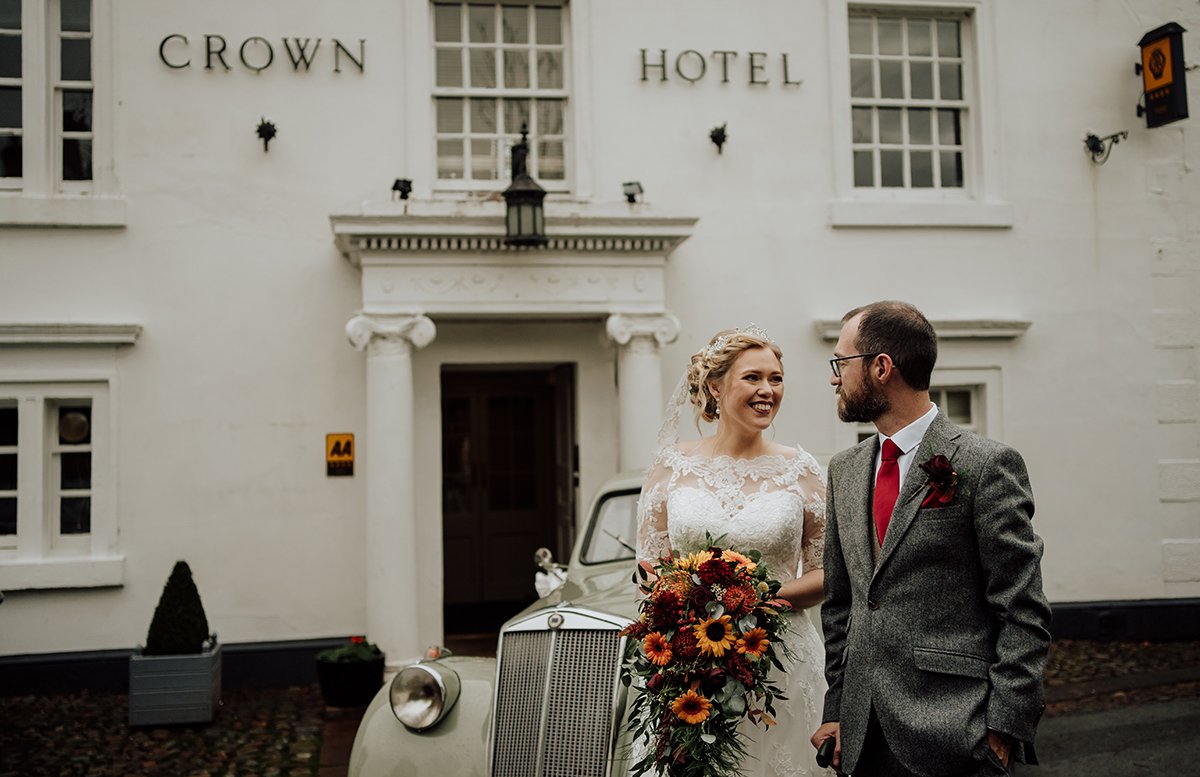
[503,125,547,247]
[1137,22,1189,129]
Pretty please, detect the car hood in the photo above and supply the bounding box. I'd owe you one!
[511,561,638,625]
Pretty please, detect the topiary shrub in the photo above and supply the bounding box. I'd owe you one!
[144,560,212,656]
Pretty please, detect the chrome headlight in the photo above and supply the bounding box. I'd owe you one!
[389,662,461,731]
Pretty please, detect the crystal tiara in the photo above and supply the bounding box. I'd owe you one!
[703,323,775,360]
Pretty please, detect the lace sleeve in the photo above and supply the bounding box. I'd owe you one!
[636,456,673,563]
[792,452,827,575]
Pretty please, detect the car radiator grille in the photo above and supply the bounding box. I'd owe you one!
[491,627,624,777]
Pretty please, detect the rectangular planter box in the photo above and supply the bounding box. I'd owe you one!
[128,643,221,726]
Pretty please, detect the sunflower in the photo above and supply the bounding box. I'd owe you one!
[643,632,673,666]
[676,550,714,571]
[693,615,736,657]
[736,627,770,659]
[721,549,758,573]
[670,689,712,724]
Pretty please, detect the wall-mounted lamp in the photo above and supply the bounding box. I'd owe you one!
[502,124,547,247]
[709,123,727,154]
[392,178,413,200]
[256,118,276,152]
[1082,130,1128,165]
[622,181,644,203]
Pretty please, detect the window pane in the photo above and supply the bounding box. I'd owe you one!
[910,151,933,187]
[848,18,872,55]
[0,136,19,177]
[503,50,529,88]
[0,86,19,127]
[538,139,564,180]
[470,98,496,133]
[536,51,562,89]
[878,108,901,144]
[435,48,463,87]
[908,19,932,56]
[438,138,464,178]
[61,38,90,81]
[0,0,19,28]
[60,452,91,489]
[879,60,903,98]
[469,49,496,88]
[537,99,563,136]
[61,0,89,32]
[878,19,902,55]
[851,107,873,143]
[946,390,971,423]
[433,4,461,42]
[938,20,960,57]
[436,97,463,133]
[535,7,561,45]
[853,150,874,187]
[62,89,92,132]
[939,63,962,100]
[0,453,15,490]
[850,59,873,98]
[0,34,19,77]
[504,98,530,134]
[938,108,961,145]
[909,108,931,144]
[910,61,932,99]
[468,5,495,43]
[60,496,90,534]
[880,150,903,187]
[0,407,14,445]
[0,497,14,535]
[58,407,91,445]
[62,137,92,180]
[471,138,497,179]
[940,150,963,187]
[502,6,528,43]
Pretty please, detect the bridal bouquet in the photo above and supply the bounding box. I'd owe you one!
[620,536,794,777]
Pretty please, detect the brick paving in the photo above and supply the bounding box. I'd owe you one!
[1,639,1197,776]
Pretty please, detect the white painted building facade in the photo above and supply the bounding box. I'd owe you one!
[1,0,1197,667]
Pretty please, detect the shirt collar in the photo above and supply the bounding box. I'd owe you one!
[879,402,938,456]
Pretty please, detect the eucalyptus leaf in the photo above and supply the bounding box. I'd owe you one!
[705,601,725,619]
[738,615,757,633]
[700,732,717,744]
[727,694,746,715]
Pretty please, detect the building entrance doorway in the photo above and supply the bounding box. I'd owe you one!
[440,365,576,634]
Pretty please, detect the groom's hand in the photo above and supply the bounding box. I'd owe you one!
[987,730,1012,766]
[811,722,841,769]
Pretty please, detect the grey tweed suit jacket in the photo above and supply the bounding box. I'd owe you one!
[821,411,1052,776]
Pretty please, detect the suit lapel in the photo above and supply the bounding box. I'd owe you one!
[841,440,878,580]
[873,412,962,577]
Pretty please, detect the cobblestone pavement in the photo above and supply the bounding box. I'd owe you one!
[1,640,1197,776]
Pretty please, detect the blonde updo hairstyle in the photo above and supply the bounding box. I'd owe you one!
[687,329,784,423]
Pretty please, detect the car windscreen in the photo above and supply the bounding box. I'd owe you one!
[580,489,640,565]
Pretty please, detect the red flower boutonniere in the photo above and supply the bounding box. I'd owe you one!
[919,454,959,508]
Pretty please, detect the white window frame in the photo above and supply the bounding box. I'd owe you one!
[0,0,123,227]
[0,379,121,590]
[828,0,1011,228]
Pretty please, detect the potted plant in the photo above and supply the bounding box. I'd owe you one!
[316,636,385,708]
[128,560,221,726]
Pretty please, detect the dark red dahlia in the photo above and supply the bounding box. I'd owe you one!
[697,558,736,586]
[671,629,700,660]
[650,590,683,629]
[619,619,648,639]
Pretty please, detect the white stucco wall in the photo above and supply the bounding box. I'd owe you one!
[0,0,1197,657]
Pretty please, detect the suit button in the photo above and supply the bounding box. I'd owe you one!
[868,599,879,610]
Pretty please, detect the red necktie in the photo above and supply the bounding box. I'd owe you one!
[873,439,902,545]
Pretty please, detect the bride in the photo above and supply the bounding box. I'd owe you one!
[636,325,830,777]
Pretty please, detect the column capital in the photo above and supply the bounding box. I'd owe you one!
[346,313,437,352]
[605,312,681,347]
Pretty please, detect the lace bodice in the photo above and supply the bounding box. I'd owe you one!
[636,443,827,581]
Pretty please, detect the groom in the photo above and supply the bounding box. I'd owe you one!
[811,302,1051,776]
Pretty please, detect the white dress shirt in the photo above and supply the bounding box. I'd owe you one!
[873,403,939,487]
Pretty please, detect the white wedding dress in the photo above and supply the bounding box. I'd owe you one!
[636,442,832,777]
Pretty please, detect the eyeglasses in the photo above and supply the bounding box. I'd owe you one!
[829,353,881,378]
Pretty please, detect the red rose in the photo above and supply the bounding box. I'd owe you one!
[697,558,736,586]
[646,672,666,693]
[688,584,714,611]
[919,455,955,485]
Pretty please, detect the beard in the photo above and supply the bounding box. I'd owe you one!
[837,374,890,423]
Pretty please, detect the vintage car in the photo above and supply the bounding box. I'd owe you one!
[348,471,644,777]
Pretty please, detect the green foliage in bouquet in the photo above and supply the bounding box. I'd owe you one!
[317,636,383,663]
[144,560,213,656]
[620,533,796,777]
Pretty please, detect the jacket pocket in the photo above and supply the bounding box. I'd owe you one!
[913,646,991,679]
[918,504,967,520]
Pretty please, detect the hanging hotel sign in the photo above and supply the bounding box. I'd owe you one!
[1137,23,1188,129]
[326,433,355,477]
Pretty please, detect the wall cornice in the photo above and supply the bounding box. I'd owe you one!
[813,318,1031,341]
[0,323,142,345]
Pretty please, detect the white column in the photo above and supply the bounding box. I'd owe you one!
[606,313,681,471]
[346,313,436,669]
